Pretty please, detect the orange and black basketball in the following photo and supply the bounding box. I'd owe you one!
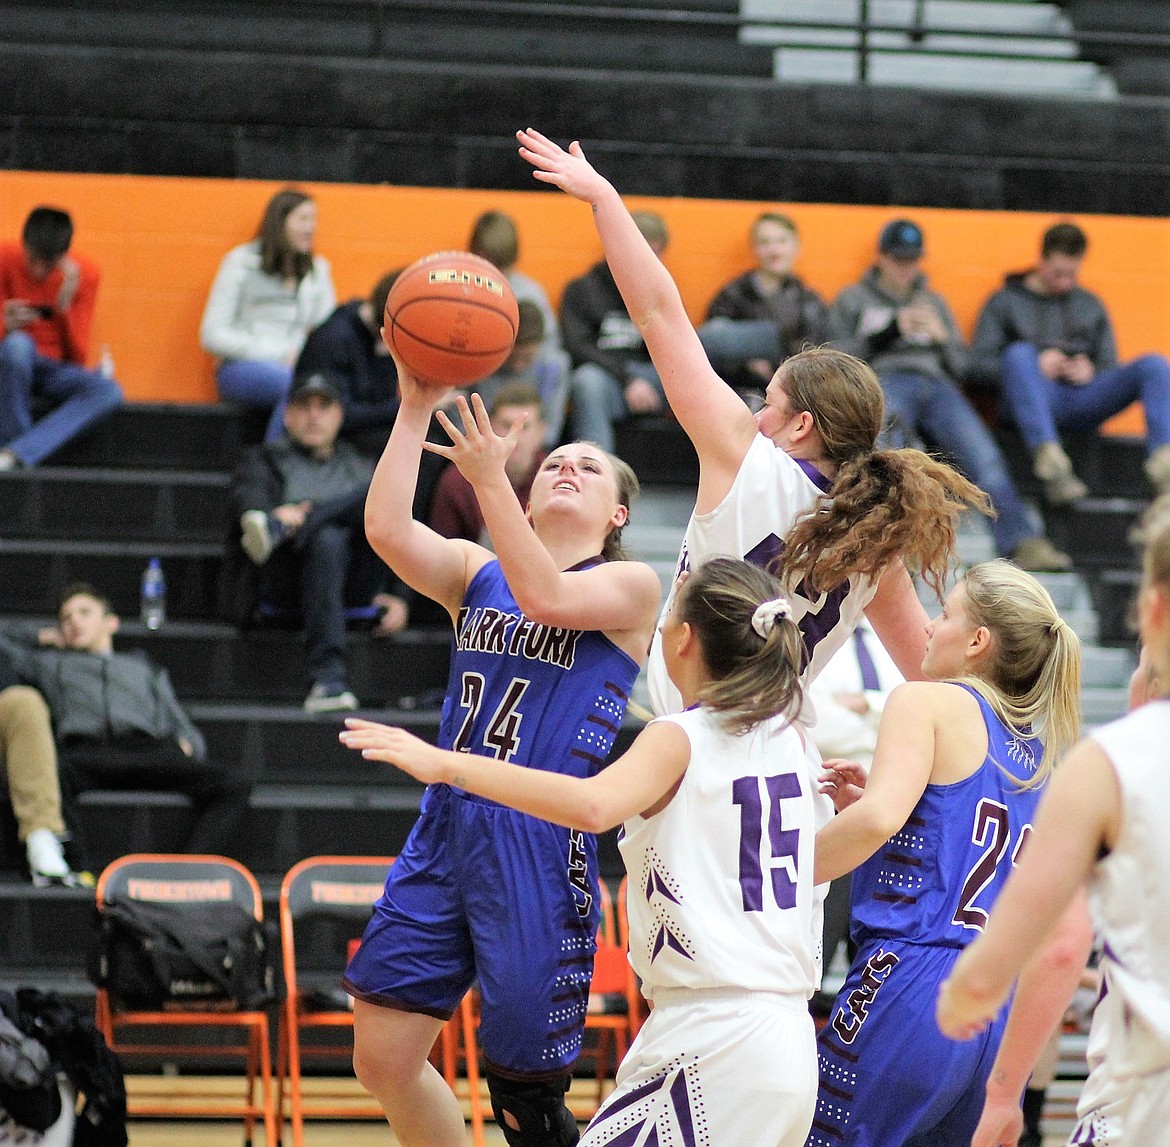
[382,250,519,388]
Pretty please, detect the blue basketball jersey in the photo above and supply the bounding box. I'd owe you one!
[345,555,642,1076]
[806,685,1048,1147]
[437,557,640,780]
[850,682,1044,950]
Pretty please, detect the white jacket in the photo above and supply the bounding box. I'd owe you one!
[199,240,335,362]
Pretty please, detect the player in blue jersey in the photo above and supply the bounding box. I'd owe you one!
[516,127,990,701]
[340,364,661,1147]
[344,556,823,1147]
[940,502,1170,1147]
[806,559,1082,1147]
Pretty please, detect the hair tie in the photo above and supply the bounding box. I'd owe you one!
[1049,617,1066,637]
[751,597,792,639]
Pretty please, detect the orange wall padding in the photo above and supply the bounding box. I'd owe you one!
[4,169,1167,435]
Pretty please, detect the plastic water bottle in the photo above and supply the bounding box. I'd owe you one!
[140,558,166,629]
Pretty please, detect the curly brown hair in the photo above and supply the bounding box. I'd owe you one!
[772,347,992,600]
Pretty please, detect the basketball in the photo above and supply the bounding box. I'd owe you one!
[382,250,520,388]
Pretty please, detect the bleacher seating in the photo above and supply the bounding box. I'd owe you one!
[3,0,1170,216]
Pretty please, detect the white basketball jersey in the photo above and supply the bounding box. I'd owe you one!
[619,707,818,1001]
[1088,700,1170,1078]
[647,433,879,717]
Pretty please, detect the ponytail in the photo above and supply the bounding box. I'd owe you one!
[677,557,805,735]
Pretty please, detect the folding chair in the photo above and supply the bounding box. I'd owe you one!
[277,855,485,1147]
[93,853,278,1146]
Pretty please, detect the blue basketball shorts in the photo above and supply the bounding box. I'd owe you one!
[805,938,1008,1147]
[343,784,600,1078]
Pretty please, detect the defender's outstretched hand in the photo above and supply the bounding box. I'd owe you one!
[936,954,1003,1041]
[517,128,614,206]
[340,718,446,784]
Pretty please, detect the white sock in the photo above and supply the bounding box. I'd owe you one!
[26,828,69,877]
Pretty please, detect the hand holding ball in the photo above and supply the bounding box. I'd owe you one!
[383,251,519,388]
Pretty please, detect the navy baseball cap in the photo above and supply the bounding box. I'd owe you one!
[878,219,925,259]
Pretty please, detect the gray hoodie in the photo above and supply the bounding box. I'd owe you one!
[0,633,206,758]
[829,267,969,383]
[969,271,1117,391]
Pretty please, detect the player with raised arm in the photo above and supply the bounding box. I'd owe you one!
[516,128,990,713]
[341,362,660,1147]
[344,556,823,1147]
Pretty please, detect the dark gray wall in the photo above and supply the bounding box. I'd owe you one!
[3,0,1169,214]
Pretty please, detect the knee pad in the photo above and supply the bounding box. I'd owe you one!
[485,1070,579,1147]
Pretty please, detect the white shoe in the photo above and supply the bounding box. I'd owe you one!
[26,828,69,883]
[240,510,285,565]
[304,683,360,713]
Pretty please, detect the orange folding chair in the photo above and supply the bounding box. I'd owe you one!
[277,855,485,1147]
[93,853,278,1146]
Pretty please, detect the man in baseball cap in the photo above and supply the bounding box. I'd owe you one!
[877,218,925,260]
[227,366,408,712]
[287,369,346,406]
[828,216,1073,573]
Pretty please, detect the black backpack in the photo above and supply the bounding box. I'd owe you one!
[89,896,278,1011]
[0,994,58,1133]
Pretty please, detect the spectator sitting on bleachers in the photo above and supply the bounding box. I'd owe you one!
[0,645,87,887]
[469,209,570,447]
[0,206,122,471]
[199,187,336,443]
[292,268,401,456]
[0,584,251,872]
[970,219,1170,505]
[830,218,1072,574]
[429,383,546,545]
[560,209,669,453]
[227,371,408,712]
[697,211,828,404]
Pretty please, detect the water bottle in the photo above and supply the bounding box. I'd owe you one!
[98,345,115,379]
[140,558,166,629]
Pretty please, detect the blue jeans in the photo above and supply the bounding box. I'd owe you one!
[0,331,123,465]
[216,359,293,442]
[258,489,387,688]
[697,317,781,369]
[1000,342,1170,453]
[878,369,1038,557]
[569,360,664,454]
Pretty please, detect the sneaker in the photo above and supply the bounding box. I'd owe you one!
[26,828,93,888]
[1145,444,1170,498]
[304,682,360,713]
[0,449,18,472]
[240,510,286,566]
[1032,442,1088,505]
[1010,537,1074,573]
